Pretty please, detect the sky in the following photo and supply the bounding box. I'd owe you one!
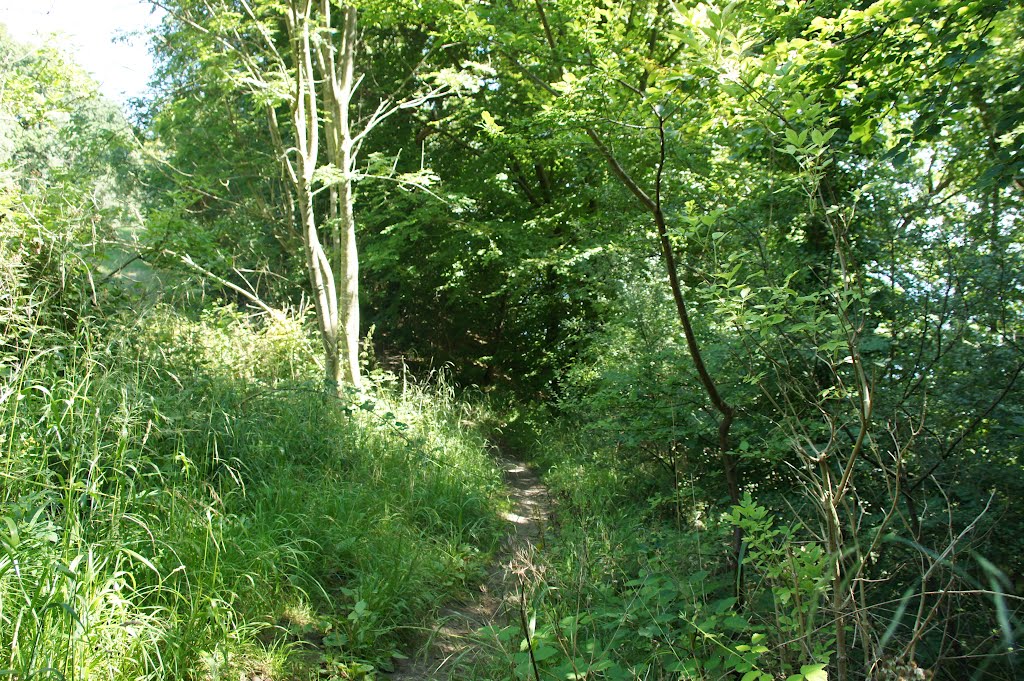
[0,0,164,106]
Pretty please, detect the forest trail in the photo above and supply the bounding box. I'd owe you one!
[386,447,550,680]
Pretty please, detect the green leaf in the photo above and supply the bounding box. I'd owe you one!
[801,664,828,681]
[121,548,160,575]
[481,110,504,135]
[323,631,348,648]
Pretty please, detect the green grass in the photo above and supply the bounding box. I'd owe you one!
[1,301,506,680]
[478,406,767,681]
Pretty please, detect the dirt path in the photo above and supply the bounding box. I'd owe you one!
[386,448,550,680]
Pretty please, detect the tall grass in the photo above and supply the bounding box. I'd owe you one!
[1,295,505,680]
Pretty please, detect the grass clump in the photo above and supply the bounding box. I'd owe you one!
[1,297,505,680]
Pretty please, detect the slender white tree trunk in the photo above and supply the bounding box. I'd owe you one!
[168,0,376,393]
[283,0,360,392]
[333,5,362,388]
[314,1,362,389]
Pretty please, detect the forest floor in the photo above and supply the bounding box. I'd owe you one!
[386,447,550,680]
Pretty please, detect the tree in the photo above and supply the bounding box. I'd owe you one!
[443,0,1023,676]
[0,26,140,316]
[151,0,448,391]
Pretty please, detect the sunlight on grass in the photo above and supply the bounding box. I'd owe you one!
[0,299,506,679]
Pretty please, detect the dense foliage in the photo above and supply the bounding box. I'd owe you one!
[3,0,1023,678]
[1,27,504,679]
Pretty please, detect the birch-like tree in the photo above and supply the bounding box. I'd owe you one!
[154,0,445,391]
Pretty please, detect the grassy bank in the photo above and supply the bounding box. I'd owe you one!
[1,300,505,680]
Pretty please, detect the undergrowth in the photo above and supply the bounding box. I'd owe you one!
[482,398,1020,681]
[1,297,505,680]
[478,406,830,681]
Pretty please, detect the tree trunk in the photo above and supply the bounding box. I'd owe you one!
[585,120,744,598]
[167,0,381,393]
[287,0,345,393]
[337,6,362,388]
[318,2,362,388]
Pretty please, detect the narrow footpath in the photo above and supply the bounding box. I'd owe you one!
[387,448,550,680]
